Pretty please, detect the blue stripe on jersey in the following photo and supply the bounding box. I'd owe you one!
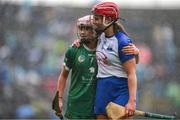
[115,32,135,63]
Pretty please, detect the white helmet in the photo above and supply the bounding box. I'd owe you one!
[77,15,93,27]
[77,15,96,42]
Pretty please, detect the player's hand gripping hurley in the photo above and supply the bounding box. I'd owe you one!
[106,102,176,120]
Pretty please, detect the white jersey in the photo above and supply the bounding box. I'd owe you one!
[96,31,134,78]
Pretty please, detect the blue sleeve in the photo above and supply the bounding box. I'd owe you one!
[116,33,135,63]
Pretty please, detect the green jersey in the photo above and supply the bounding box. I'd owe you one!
[64,44,97,119]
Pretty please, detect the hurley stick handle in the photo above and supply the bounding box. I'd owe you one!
[144,112,176,119]
[135,109,176,119]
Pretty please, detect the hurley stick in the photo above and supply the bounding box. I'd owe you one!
[106,102,176,120]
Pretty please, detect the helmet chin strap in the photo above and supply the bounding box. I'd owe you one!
[103,16,115,28]
[102,15,118,32]
[81,39,90,44]
[81,37,97,45]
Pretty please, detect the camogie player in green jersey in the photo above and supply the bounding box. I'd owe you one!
[53,15,98,119]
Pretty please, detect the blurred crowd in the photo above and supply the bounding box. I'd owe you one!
[0,3,180,119]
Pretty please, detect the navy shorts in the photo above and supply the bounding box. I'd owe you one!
[94,76,138,115]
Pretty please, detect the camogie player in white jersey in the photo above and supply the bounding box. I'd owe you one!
[91,2,138,119]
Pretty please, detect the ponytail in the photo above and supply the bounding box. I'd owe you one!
[113,22,128,36]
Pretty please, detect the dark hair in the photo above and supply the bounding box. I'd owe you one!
[113,22,128,36]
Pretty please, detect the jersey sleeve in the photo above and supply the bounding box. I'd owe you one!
[64,46,74,71]
[117,33,135,63]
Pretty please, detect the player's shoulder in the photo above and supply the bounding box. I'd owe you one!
[115,31,132,44]
[115,31,130,41]
[67,44,83,52]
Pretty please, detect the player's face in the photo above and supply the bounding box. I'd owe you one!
[78,25,94,43]
[93,15,104,30]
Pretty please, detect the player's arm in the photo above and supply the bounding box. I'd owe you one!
[57,65,69,113]
[123,58,137,117]
[58,66,69,98]
[122,43,140,64]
